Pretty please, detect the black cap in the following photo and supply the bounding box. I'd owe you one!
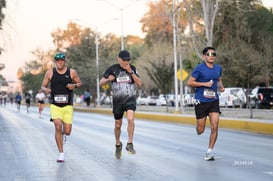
[118,50,131,61]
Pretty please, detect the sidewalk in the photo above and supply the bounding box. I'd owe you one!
[75,105,273,135]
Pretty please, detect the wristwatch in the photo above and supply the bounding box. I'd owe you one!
[129,71,134,75]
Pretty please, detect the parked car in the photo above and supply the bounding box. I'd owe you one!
[183,93,195,107]
[156,94,167,106]
[166,94,175,106]
[219,87,247,108]
[145,96,158,106]
[166,94,183,107]
[137,95,148,105]
[166,94,193,107]
[99,95,112,105]
[248,87,273,109]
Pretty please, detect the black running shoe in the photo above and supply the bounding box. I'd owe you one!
[126,143,136,154]
[115,142,122,159]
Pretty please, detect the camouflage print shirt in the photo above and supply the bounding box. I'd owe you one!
[102,63,139,105]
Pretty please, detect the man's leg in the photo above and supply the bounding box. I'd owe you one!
[196,117,207,135]
[126,110,135,143]
[114,118,122,159]
[125,110,136,154]
[114,119,122,145]
[63,123,72,136]
[54,118,64,153]
[208,112,220,149]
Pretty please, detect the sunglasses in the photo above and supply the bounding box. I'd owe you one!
[206,52,217,57]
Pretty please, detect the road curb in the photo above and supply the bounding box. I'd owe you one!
[74,107,273,135]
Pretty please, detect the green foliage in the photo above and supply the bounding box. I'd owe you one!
[21,72,44,94]
[144,58,174,95]
[0,0,6,30]
[214,1,273,87]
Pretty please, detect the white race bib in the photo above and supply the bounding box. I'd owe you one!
[54,94,68,103]
[203,89,216,98]
[116,76,130,83]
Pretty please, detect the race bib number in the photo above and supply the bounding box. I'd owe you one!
[203,89,216,98]
[54,94,68,103]
[117,76,130,83]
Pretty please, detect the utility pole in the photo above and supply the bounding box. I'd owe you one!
[172,0,179,113]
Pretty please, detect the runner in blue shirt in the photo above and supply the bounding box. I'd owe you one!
[188,46,225,161]
[15,92,22,112]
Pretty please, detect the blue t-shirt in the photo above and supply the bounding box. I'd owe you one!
[191,62,222,103]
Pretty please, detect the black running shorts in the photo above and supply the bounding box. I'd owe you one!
[194,100,220,119]
[113,98,136,120]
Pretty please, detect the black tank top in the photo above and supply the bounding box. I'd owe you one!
[50,67,73,107]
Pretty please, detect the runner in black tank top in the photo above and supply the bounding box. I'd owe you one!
[41,53,82,162]
[51,67,73,107]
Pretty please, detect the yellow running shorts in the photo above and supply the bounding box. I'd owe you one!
[50,104,73,124]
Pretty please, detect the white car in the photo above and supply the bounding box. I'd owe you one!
[183,93,195,106]
[219,87,247,108]
[136,95,148,105]
[145,96,158,106]
[156,95,167,106]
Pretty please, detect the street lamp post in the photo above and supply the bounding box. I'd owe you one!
[100,0,141,50]
[120,8,124,50]
[172,0,179,113]
[94,19,118,106]
[95,31,100,107]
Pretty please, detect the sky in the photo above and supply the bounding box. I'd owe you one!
[0,0,272,82]
[0,0,150,81]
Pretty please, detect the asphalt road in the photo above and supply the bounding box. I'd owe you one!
[0,104,273,181]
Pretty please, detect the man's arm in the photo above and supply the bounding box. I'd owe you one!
[67,69,82,90]
[131,73,142,87]
[41,70,52,94]
[218,78,225,92]
[100,77,110,86]
[187,76,213,88]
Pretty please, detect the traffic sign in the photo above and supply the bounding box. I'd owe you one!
[177,69,189,81]
[102,83,110,91]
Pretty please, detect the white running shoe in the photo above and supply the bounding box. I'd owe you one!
[56,152,65,162]
[204,152,215,161]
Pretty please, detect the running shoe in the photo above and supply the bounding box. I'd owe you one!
[56,152,65,162]
[126,143,136,154]
[204,152,215,161]
[115,142,122,159]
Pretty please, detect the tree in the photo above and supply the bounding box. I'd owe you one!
[51,21,91,52]
[140,0,188,46]
[214,1,273,88]
[0,0,6,81]
[19,49,54,94]
[144,59,174,95]
[200,0,220,46]
[0,0,6,29]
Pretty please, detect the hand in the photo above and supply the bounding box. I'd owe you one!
[219,86,225,92]
[41,87,51,94]
[107,75,115,82]
[206,80,214,87]
[124,64,132,73]
[66,83,76,90]
[218,81,225,92]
